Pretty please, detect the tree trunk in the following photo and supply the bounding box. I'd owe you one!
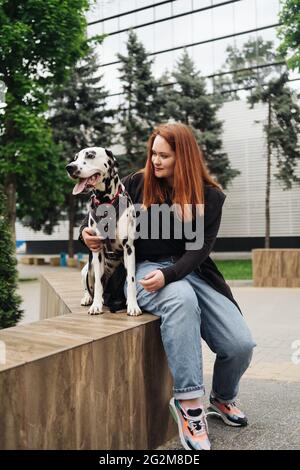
[265,98,272,249]
[68,194,75,258]
[4,174,17,244]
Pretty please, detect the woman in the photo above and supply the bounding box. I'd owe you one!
[80,123,255,451]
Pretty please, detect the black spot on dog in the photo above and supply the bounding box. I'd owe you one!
[131,276,134,282]
[114,176,118,185]
[122,238,128,246]
[104,163,108,168]
[90,219,94,226]
[85,150,96,159]
[84,161,86,165]
[105,149,113,158]
[98,252,102,263]
[126,246,132,256]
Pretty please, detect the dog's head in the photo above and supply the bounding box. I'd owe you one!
[66,147,118,195]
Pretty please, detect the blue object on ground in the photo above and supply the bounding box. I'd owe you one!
[60,252,67,267]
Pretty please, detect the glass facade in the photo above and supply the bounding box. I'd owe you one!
[86,0,299,108]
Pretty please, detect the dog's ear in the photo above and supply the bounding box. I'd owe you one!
[105,148,119,169]
[105,149,113,159]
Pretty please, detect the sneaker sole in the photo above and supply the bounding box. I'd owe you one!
[169,398,192,451]
[207,404,246,427]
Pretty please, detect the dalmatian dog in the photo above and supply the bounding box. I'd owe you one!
[66,147,142,316]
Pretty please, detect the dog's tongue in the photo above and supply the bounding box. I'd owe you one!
[73,178,88,195]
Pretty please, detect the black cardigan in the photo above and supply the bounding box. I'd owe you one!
[78,171,241,313]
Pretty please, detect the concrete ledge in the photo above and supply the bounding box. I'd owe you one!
[0,273,176,450]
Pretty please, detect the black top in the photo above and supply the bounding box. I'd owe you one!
[78,171,241,313]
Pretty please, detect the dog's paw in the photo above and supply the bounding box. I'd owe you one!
[88,302,104,315]
[81,292,93,306]
[126,302,142,316]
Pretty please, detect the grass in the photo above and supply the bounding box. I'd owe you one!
[18,277,38,282]
[215,260,252,280]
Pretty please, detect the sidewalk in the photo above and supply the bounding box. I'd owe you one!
[158,287,300,450]
[17,262,76,324]
[211,251,252,260]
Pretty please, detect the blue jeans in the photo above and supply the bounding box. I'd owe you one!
[124,259,256,402]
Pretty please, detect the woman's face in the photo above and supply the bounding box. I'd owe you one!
[151,135,176,186]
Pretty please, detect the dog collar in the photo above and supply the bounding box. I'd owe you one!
[91,187,122,207]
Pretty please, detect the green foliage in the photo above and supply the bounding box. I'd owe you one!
[215,36,300,188]
[0,97,65,232]
[49,46,115,248]
[117,30,162,175]
[158,50,239,188]
[0,0,90,234]
[249,73,300,188]
[0,189,23,328]
[214,37,284,99]
[217,36,300,246]
[50,48,114,159]
[0,0,90,92]
[279,0,300,71]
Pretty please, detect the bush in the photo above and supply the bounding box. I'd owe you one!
[0,188,23,328]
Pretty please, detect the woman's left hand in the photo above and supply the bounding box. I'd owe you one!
[138,270,165,292]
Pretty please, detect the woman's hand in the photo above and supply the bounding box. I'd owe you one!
[138,270,165,292]
[82,227,104,252]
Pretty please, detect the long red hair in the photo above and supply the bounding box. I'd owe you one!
[140,123,222,221]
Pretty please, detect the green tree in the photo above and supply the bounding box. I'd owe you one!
[217,37,300,247]
[0,0,90,240]
[50,48,115,257]
[160,50,239,188]
[117,30,162,175]
[279,0,300,71]
[214,37,284,100]
[0,188,23,329]
[249,73,300,247]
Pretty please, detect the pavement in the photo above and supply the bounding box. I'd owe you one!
[17,262,77,324]
[16,260,300,450]
[211,251,252,260]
